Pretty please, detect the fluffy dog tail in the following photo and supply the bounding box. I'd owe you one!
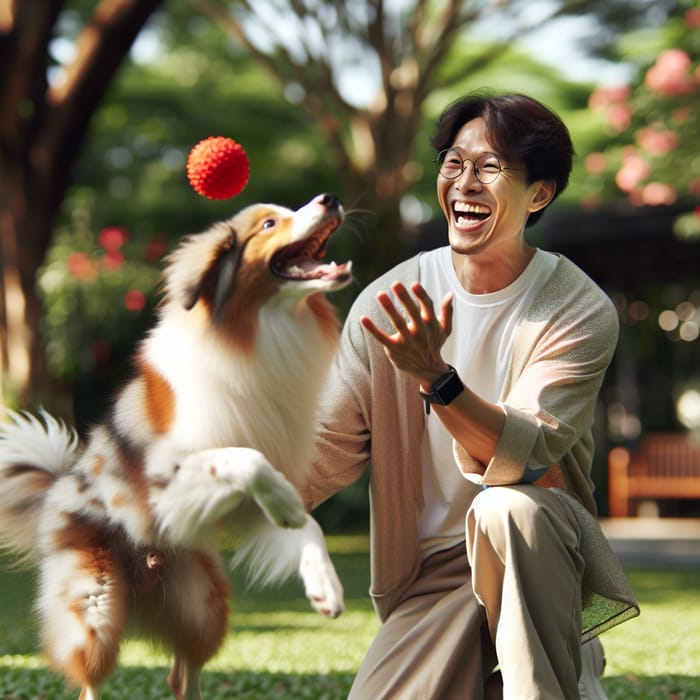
[0,409,79,565]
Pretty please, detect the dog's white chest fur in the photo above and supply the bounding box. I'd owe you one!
[139,302,336,479]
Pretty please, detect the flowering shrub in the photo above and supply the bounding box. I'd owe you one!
[38,215,168,380]
[583,2,699,228]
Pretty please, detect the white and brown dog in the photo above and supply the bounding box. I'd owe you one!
[0,193,351,700]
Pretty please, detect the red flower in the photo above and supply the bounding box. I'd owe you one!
[66,252,98,280]
[144,236,167,262]
[685,8,700,28]
[99,226,129,252]
[124,289,147,312]
[103,250,124,271]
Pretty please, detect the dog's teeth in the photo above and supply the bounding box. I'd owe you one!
[288,265,305,277]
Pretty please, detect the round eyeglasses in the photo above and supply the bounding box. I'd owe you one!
[433,149,521,184]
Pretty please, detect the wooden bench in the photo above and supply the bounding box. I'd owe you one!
[608,432,700,517]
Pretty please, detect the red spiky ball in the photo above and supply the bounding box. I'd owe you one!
[186,136,250,200]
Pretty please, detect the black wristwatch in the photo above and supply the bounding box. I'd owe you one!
[419,365,464,414]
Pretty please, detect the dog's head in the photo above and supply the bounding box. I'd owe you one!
[161,193,352,349]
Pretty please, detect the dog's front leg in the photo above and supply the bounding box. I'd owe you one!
[234,514,345,619]
[153,447,306,545]
[298,515,345,619]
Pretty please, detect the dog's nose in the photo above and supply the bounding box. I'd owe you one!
[318,193,340,210]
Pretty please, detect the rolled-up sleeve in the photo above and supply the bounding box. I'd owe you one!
[467,259,619,491]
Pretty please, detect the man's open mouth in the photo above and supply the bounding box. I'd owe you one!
[452,202,491,225]
[271,217,352,282]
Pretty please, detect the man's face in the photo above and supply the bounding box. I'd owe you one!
[436,117,550,257]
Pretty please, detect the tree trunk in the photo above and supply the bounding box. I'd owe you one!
[0,0,164,412]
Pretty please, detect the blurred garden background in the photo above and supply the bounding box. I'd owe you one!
[0,0,699,698]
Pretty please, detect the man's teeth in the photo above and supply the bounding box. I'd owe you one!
[454,203,490,222]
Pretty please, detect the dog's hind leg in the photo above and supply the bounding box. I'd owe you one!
[134,548,230,700]
[37,533,127,700]
[168,656,202,700]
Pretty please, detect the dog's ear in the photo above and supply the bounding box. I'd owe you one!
[183,227,249,316]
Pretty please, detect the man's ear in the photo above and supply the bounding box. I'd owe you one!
[529,180,556,213]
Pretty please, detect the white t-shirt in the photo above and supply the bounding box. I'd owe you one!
[417,246,558,559]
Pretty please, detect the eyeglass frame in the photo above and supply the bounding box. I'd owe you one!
[433,148,524,184]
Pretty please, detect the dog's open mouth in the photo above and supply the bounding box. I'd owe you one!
[271,219,352,283]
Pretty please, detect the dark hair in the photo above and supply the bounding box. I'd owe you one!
[431,91,574,226]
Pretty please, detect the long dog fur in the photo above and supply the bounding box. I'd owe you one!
[0,193,352,700]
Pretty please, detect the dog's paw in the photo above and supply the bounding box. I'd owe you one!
[251,467,307,530]
[300,542,345,618]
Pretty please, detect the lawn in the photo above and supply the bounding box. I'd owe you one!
[0,535,698,699]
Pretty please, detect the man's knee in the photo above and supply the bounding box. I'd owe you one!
[467,485,542,538]
[466,485,582,572]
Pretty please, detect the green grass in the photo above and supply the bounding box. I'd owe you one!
[595,568,700,700]
[0,536,698,699]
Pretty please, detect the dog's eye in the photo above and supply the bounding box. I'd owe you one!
[262,218,277,231]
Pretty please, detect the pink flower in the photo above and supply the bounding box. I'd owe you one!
[584,152,607,174]
[587,85,634,133]
[588,85,631,111]
[66,252,98,280]
[640,182,677,206]
[615,153,651,193]
[98,226,129,252]
[124,290,147,312]
[645,49,696,97]
[606,104,633,132]
[635,126,679,155]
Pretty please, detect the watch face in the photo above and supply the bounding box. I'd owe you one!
[422,367,464,405]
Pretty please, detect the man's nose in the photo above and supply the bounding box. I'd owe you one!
[456,161,482,189]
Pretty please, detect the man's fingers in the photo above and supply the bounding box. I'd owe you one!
[376,291,410,333]
[410,282,439,323]
[391,282,422,323]
[360,315,399,350]
[440,292,455,335]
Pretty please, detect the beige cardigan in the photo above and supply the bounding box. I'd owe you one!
[305,251,638,640]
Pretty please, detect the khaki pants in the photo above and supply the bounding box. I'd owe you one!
[349,485,585,700]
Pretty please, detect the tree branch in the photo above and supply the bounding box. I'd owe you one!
[37,0,164,185]
[189,0,355,172]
